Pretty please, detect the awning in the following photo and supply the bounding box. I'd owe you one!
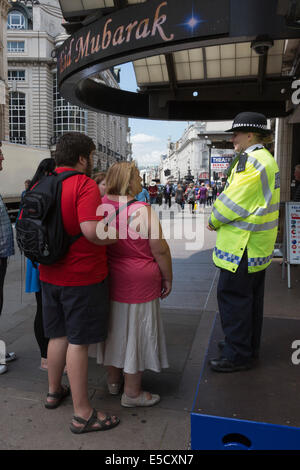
[57,0,300,121]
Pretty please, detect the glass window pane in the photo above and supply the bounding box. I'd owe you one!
[9,91,26,145]
[7,10,26,30]
[53,72,87,138]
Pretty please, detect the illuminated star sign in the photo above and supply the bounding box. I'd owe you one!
[181,11,204,33]
[187,15,201,30]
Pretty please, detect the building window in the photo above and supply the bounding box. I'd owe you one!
[9,92,26,145]
[53,73,87,137]
[8,70,26,81]
[7,10,27,30]
[7,41,25,53]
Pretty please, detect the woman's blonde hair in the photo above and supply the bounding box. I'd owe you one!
[253,132,274,146]
[106,161,139,196]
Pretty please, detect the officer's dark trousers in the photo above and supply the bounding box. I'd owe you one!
[217,251,266,364]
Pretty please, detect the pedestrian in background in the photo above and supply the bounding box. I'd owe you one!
[164,182,172,208]
[206,185,213,206]
[93,172,106,198]
[149,182,158,204]
[212,184,218,201]
[23,158,56,372]
[175,184,185,210]
[25,259,49,371]
[198,183,207,210]
[0,141,16,375]
[186,183,196,214]
[136,184,150,203]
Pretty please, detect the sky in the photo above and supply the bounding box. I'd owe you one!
[119,63,189,168]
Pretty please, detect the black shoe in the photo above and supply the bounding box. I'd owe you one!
[217,340,259,359]
[209,357,253,373]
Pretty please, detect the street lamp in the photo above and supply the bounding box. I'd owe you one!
[204,137,212,183]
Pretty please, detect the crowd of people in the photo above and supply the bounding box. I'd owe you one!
[136,180,224,214]
[0,111,294,435]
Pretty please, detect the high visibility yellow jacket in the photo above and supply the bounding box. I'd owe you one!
[208,146,280,273]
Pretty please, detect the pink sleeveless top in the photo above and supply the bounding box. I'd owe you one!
[102,196,162,304]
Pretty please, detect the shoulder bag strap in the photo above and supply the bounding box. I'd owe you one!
[105,198,137,226]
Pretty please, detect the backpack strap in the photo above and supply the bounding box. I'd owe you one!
[54,170,84,243]
[105,199,137,226]
[55,170,84,181]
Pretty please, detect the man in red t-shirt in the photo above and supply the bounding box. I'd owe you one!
[40,132,119,433]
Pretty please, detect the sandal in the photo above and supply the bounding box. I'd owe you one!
[45,385,70,409]
[70,408,120,434]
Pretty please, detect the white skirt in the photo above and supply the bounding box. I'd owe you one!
[89,298,169,374]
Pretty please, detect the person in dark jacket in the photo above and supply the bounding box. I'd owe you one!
[0,141,16,374]
[164,182,172,208]
[175,184,185,210]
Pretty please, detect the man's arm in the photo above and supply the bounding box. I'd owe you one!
[80,220,118,245]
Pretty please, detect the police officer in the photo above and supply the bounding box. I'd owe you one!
[207,112,280,372]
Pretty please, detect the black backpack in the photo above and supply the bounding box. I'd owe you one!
[16,170,82,265]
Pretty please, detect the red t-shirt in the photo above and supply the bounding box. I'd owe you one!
[149,185,158,197]
[39,167,108,286]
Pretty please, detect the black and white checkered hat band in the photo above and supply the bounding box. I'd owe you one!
[233,123,268,129]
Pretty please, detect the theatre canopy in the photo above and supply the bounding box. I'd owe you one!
[57,0,300,121]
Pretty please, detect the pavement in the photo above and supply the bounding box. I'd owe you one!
[0,203,299,451]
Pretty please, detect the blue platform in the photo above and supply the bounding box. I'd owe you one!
[191,315,300,450]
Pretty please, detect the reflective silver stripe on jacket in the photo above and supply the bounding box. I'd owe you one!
[246,155,273,206]
[212,207,232,225]
[212,206,278,231]
[231,219,278,232]
[254,203,279,216]
[218,193,251,218]
[218,193,279,218]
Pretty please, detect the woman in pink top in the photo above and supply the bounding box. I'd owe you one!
[94,161,172,407]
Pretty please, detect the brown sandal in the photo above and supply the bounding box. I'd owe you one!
[70,408,120,434]
[45,385,70,409]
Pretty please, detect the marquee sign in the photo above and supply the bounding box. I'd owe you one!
[211,156,233,170]
[56,0,296,120]
[57,0,230,84]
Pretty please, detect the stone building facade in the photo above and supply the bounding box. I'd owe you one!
[6,0,131,169]
[0,0,10,141]
[159,122,234,185]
